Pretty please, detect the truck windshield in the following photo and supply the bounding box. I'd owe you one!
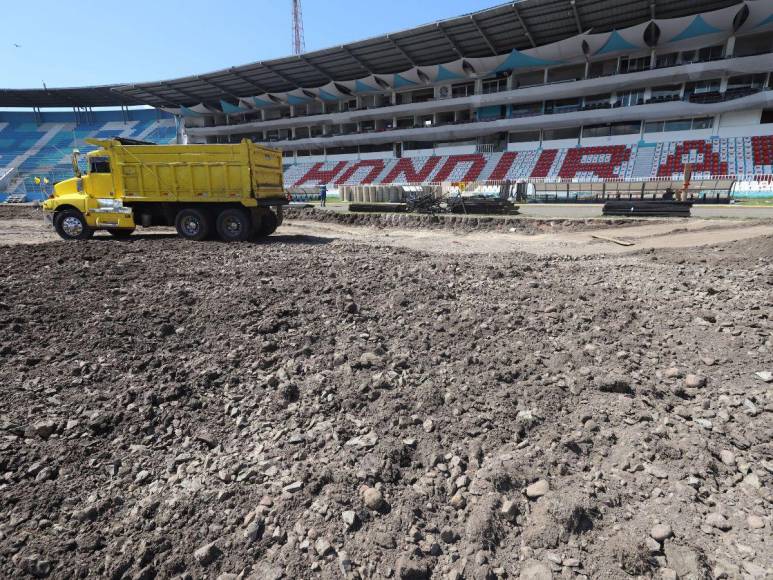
[89,157,111,173]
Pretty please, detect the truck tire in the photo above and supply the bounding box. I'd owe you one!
[108,228,135,238]
[54,209,94,241]
[175,208,210,241]
[256,211,278,237]
[216,208,251,242]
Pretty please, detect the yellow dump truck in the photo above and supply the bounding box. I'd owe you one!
[42,138,287,241]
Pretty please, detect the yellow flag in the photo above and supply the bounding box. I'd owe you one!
[34,177,41,185]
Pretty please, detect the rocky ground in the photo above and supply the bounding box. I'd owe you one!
[0,205,39,220]
[0,212,771,579]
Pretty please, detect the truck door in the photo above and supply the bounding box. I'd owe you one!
[84,156,117,198]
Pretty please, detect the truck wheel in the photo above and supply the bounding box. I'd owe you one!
[54,209,94,240]
[256,211,278,237]
[175,208,210,241]
[216,208,251,242]
[108,228,135,238]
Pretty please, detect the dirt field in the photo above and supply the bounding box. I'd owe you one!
[0,205,771,579]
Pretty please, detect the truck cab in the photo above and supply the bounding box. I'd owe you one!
[43,146,136,239]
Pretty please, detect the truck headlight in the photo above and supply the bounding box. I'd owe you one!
[97,198,123,209]
[94,198,131,214]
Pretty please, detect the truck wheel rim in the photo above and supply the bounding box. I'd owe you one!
[62,216,83,237]
[182,216,200,236]
[224,216,242,236]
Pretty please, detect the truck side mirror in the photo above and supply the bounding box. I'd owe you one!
[71,150,82,178]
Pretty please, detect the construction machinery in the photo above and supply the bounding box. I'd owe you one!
[42,138,287,241]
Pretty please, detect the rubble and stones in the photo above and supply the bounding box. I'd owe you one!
[0,217,771,579]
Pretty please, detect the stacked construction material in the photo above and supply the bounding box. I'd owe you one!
[602,200,693,217]
[446,196,521,215]
[348,203,408,213]
[407,191,445,214]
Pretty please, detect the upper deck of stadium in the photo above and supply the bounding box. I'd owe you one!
[0,0,757,109]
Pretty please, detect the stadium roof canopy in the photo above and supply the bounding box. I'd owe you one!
[0,0,744,108]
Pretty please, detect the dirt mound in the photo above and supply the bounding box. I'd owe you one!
[0,204,41,220]
[0,236,770,579]
[643,233,773,267]
[284,207,658,235]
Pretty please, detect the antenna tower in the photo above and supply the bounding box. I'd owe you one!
[292,0,305,55]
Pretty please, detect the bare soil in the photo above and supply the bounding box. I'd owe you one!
[0,205,771,580]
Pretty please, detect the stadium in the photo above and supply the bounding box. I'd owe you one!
[3,0,773,202]
[0,2,772,580]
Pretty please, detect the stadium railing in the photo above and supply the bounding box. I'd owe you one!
[335,175,766,204]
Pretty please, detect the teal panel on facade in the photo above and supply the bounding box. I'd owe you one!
[393,74,417,88]
[594,30,639,55]
[670,15,722,42]
[180,106,201,118]
[436,65,464,81]
[754,13,773,28]
[493,49,559,72]
[318,90,340,101]
[220,100,243,113]
[355,79,379,92]
[477,106,502,120]
[287,95,310,105]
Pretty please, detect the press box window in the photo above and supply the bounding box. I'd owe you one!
[89,158,110,173]
[692,117,713,130]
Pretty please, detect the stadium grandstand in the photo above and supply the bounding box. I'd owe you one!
[3,0,773,201]
[0,110,177,201]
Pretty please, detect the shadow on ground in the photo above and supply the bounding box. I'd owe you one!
[90,233,337,246]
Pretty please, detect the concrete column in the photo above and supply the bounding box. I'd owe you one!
[725,35,736,58]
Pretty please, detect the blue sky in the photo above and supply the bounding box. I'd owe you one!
[2,0,501,89]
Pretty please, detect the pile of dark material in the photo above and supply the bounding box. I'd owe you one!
[0,234,771,579]
[446,196,520,215]
[406,192,445,215]
[603,200,693,217]
[348,203,409,214]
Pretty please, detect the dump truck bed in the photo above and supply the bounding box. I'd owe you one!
[100,140,283,203]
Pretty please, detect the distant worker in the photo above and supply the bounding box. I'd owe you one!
[663,187,675,200]
[319,183,327,207]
